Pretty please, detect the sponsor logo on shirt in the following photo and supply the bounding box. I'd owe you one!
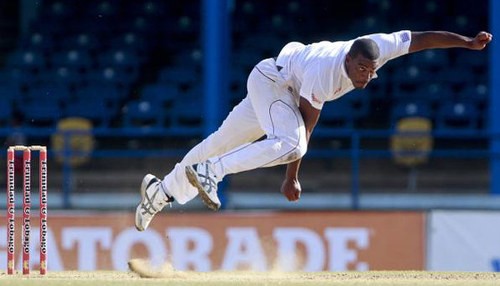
[400,32,410,43]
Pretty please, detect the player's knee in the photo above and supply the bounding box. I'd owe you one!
[282,136,307,162]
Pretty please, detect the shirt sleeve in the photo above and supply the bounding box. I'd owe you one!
[362,30,412,63]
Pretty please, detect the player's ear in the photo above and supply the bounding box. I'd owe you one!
[345,54,352,67]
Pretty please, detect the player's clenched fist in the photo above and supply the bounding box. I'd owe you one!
[470,31,492,50]
[281,177,302,202]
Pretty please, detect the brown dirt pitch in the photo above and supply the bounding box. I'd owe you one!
[1,260,499,286]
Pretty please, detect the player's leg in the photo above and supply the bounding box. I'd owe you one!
[161,96,265,204]
[213,58,307,171]
[136,94,265,229]
[182,96,265,165]
[186,58,307,210]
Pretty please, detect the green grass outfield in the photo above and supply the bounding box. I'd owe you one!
[1,271,500,286]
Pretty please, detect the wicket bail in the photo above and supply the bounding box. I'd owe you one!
[6,145,48,275]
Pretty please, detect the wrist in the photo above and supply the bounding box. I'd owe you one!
[465,37,475,49]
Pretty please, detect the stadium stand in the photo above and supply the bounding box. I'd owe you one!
[0,0,488,133]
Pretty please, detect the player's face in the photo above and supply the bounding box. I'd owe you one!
[345,54,378,89]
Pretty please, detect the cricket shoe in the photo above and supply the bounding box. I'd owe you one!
[185,161,221,211]
[135,174,174,231]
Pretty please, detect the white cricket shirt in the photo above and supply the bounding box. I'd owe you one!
[275,30,412,109]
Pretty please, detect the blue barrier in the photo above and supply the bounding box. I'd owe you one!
[0,127,495,209]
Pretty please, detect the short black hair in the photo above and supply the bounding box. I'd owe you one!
[348,38,380,60]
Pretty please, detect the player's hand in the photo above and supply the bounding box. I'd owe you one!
[469,31,492,50]
[280,177,301,202]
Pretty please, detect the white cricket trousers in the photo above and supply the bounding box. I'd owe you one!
[162,58,307,204]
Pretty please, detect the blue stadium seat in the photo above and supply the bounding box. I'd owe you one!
[74,84,124,111]
[435,101,480,131]
[232,1,278,39]
[96,50,140,81]
[39,0,76,19]
[84,0,119,18]
[455,52,489,82]
[18,98,63,127]
[228,67,248,105]
[453,0,487,18]
[408,49,450,72]
[391,65,432,88]
[457,83,488,109]
[158,66,199,88]
[0,85,17,126]
[391,84,418,102]
[108,32,149,62]
[18,32,55,52]
[125,1,168,19]
[6,50,46,72]
[316,98,355,130]
[80,1,119,37]
[241,34,284,58]
[65,98,114,127]
[39,66,84,89]
[0,68,35,89]
[346,89,371,119]
[170,99,202,131]
[455,51,488,71]
[25,82,71,104]
[0,84,22,102]
[391,99,433,125]
[164,15,199,43]
[169,84,203,130]
[172,49,203,68]
[50,49,94,72]
[97,49,140,69]
[84,67,135,90]
[30,17,67,38]
[348,15,389,35]
[141,83,178,108]
[0,99,13,127]
[130,16,160,39]
[231,49,260,74]
[414,83,455,106]
[436,67,474,87]
[122,99,165,129]
[364,67,389,100]
[35,0,75,37]
[60,33,101,53]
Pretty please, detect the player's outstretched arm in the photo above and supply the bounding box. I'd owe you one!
[409,31,492,53]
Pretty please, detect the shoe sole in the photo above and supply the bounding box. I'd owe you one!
[185,166,220,211]
[134,174,156,231]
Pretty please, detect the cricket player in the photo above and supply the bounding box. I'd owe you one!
[135,30,492,231]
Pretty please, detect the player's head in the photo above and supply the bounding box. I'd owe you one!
[345,38,380,89]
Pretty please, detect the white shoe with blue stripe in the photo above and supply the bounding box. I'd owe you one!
[185,162,221,211]
[135,174,174,231]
